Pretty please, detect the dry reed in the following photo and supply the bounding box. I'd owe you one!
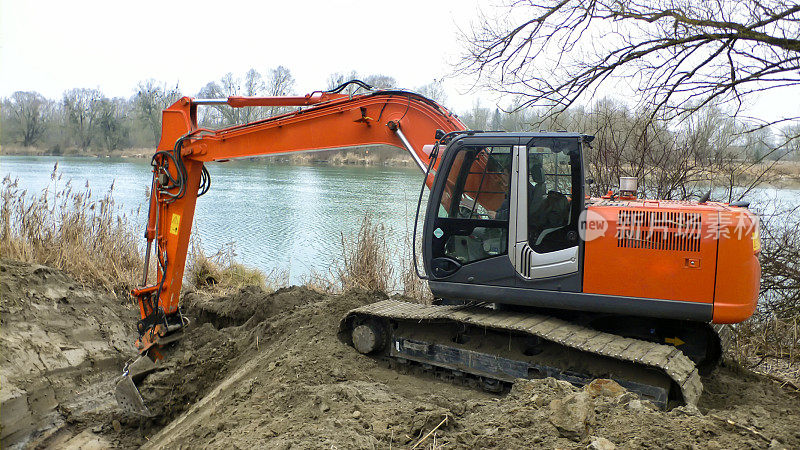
[400,233,432,303]
[733,314,800,379]
[732,207,800,380]
[299,270,339,294]
[186,240,275,293]
[0,163,142,293]
[337,214,394,292]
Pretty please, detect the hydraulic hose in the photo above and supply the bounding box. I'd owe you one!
[411,143,440,281]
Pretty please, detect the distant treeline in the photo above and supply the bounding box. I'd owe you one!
[0,67,448,155]
[1,67,797,176]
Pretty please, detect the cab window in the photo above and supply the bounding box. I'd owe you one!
[432,146,512,264]
[527,139,580,253]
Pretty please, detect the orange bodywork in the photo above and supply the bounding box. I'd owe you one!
[133,90,465,353]
[712,205,761,323]
[133,87,760,355]
[583,199,760,324]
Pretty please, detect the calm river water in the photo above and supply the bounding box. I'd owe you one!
[2,155,797,284]
[1,155,428,284]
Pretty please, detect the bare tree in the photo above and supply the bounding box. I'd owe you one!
[326,71,395,94]
[238,69,266,123]
[327,71,362,95]
[416,80,448,104]
[363,74,397,89]
[63,88,103,150]
[461,100,492,130]
[263,66,296,117]
[500,103,537,131]
[97,97,129,151]
[197,67,297,126]
[4,91,51,146]
[243,69,265,97]
[460,0,799,204]
[266,66,295,97]
[133,80,181,146]
[461,0,800,125]
[198,73,242,127]
[777,123,800,161]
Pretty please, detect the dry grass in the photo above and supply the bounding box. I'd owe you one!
[301,215,431,301]
[400,234,432,303]
[0,163,142,293]
[733,315,800,389]
[731,207,800,381]
[185,240,280,293]
[299,269,338,294]
[733,315,800,370]
[337,214,394,293]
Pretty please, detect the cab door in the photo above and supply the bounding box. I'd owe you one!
[511,136,583,291]
[423,136,518,288]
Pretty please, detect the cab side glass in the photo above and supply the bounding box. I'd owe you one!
[527,139,580,253]
[432,146,512,265]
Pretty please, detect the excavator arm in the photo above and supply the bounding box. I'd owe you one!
[130,85,466,360]
[116,84,467,415]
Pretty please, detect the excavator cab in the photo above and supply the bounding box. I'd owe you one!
[343,132,703,408]
[424,132,587,298]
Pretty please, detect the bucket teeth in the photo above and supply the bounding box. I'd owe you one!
[115,374,152,416]
[114,355,158,416]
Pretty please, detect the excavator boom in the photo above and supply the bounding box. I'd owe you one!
[132,87,465,355]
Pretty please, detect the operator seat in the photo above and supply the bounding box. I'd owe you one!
[528,159,571,249]
[528,162,547,221]
[534,192,571,246]
[528,161,547,227]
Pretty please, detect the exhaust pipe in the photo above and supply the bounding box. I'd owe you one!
[619,176,638,199]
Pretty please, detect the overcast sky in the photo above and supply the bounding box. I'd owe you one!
[0,0,492,112]
[1,0,796,122]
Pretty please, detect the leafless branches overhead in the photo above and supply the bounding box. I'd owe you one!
[460,0,800,119]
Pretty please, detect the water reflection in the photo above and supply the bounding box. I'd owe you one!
[2,155,795,285]
[2,156,427,284]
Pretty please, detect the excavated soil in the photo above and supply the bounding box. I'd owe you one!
[3,260,800,449]
[0,259,137,449]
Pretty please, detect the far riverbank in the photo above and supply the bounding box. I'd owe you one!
[0,144,419,168]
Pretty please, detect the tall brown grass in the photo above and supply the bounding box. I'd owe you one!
[332,214,432,302]
[337,214,394,292]
[185,240,276,293]
[400,234,432,303]
[302,214,431,301]
[731,207,799,380]
[0,163,142,293]
[734,316,799,363]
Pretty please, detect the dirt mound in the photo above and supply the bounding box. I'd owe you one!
[0,259,136,449]
[4,260,800,449]
[137,287,332,419]
[131,285,800,449]
[183,285,328,328]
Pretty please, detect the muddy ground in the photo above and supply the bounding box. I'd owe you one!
[0,259,137,448]
[2,260,799,449]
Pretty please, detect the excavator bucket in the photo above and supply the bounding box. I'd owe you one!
[114,355,157,416]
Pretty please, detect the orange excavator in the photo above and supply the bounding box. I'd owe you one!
[115,80,760,415]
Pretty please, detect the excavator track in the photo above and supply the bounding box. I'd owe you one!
[339,300,703,408]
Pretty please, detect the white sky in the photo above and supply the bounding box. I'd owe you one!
[0,0,796,123]
[0,0,492,113]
